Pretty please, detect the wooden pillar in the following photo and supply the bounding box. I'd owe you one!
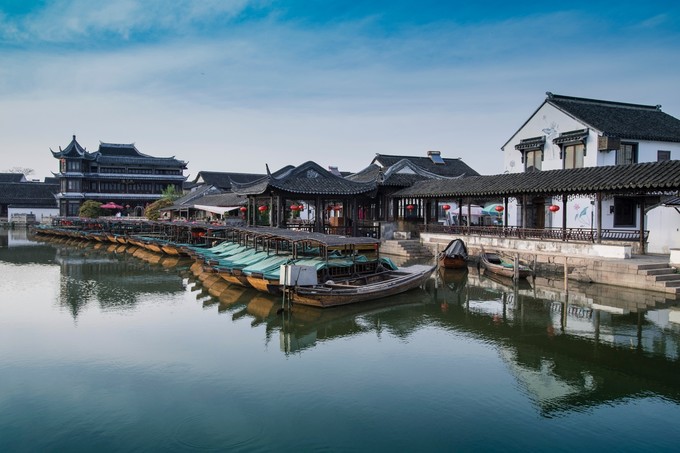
[467,201,471,235]
[596,192,602,244]
[639,197,646,255]
[352,200,359,237]
[522,195,527,229]
[503,197,508,227]
[562,194,568,241]
[458,198,463,228]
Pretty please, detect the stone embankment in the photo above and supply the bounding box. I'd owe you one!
[377,234,680,296]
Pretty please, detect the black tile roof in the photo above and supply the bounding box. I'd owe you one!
[0,182,59,206]
[0,173,26,183]
[371,153,480,177]
[231,161,377,196]
[547,93,680,142]
[392,160,680,198]
[51,136,186,168]
[348,159,455,187]
[191,171,266,190]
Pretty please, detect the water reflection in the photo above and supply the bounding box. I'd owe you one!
[33,236,190,317]
[6,234,680,419]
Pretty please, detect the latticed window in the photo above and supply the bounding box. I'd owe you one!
[616,143,638,165]
[563,144,585,169]
[525,150,542,172]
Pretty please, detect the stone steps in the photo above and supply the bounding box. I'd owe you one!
[585,259,680,295]
[380,240,433,259]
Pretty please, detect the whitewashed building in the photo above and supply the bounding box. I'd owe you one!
[501,93,680,253]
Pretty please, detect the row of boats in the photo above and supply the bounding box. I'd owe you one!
[438,238,533,279]
[35,222,437,308]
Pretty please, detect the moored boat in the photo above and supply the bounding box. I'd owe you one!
[288,264,437,308]
[479,249,532,279]
[437,238,468,269]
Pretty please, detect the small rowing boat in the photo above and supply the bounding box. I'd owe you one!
[479,248,532,279]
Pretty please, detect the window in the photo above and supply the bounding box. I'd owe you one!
[658,150,671,162]
[613,197,636,227]
[525,150,542,172]
[66,179,80,191]
[563,144,585,169]
[616,143,638,165]
[67,160,81,172]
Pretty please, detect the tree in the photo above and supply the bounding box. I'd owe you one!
[4,167,34,177]
[145,198,174,220]
[161,184,181,201]
[79,200,102,218]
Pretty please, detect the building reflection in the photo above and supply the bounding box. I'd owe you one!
[46,239,188,318]
[200,264,680,416]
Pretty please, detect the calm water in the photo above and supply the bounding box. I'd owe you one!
[3,230,680,452]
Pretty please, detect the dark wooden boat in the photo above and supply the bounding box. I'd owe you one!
[437,239,468,269]
[289,264,437,308]
[480,249,532,279]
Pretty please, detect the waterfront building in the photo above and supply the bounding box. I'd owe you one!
[0,173,59,222]
[51,136,187,217]
[347,151,479,223]
[501,93,680,252]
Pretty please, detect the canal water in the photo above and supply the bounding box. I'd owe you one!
[2,229,680,452]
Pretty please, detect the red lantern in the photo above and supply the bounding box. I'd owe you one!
[549,205,560,212]
[297,205,304,212]
[494,205,504,213]
[239,207,247,213]
[406,204,415,211]
[290,204,299,211]
[333,205,342,211]
[442,204,451,211]
[258,205,268,212]
[326,205,333,211]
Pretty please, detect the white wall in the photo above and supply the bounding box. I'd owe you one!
[8,207,59,221]
[646,206,680,254]
[503,103,594,173]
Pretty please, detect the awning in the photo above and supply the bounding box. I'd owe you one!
[193,205,240,215]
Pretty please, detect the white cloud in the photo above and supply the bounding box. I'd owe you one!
[1,4,679,181]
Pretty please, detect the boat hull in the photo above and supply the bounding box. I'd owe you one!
[290,264,436,308]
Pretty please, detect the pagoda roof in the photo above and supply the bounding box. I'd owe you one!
[51,136,186,168]
[231,161,377,196]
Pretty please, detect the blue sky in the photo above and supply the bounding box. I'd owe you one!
[1,0,679,179]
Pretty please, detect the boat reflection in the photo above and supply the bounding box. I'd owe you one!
[30,236,680,417]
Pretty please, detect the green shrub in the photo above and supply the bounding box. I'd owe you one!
[79,200,102,218]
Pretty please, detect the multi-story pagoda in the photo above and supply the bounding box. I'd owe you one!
[51,135,187,216]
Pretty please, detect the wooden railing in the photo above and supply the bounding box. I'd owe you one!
[283,222,380,238]
[418,224,648,242]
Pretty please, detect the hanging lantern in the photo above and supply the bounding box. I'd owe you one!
[549,205,560,212]
[494,205,505,213]
[297,205,304,212]
[326,205,333,211]
[406,204,415,211]
[333,205,342,212]
[258,205,268,212]
[442,204,451,211]
[239,207,247,213]
[290,204,299,211]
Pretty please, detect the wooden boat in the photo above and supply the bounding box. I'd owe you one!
[437,238,468,269]
[479,249,532,279]
[288,264,437,308]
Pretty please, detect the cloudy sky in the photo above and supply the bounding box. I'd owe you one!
[1,1,679,180]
